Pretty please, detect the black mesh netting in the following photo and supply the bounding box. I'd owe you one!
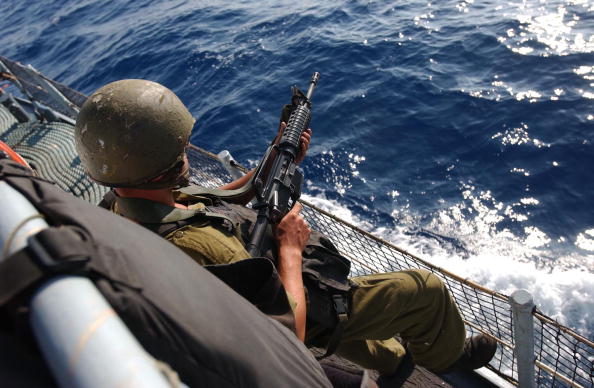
[0,107,108,204]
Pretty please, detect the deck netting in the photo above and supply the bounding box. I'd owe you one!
[0,108,108,204]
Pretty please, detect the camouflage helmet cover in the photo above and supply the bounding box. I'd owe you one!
[75,79,195,187]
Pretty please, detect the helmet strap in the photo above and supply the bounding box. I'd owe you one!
[131,157,189,190]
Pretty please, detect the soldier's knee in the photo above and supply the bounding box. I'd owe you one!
[411,269,448,300]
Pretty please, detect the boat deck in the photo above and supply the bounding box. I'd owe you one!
[314,348,500,387]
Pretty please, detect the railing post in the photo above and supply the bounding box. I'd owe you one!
[217,150,245,180]
[510,289,536,388]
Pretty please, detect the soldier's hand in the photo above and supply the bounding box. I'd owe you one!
[274,202,310,255]
[296,127,312,164]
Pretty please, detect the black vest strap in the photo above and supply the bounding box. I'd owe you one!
[0,161,43,180]
[316,294,349,360]
[0,227,93,306]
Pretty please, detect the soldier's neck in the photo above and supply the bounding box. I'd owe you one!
[115,187,187,209]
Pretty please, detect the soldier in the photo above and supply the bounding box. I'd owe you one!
[75,79,496,385]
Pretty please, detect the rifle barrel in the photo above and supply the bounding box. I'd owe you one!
[306,72,320,100]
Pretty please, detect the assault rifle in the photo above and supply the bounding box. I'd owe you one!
[246,72,320,256]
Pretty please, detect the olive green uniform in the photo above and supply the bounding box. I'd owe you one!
[114,192,465,375]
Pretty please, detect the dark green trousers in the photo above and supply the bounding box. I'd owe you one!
[306,269,466,375]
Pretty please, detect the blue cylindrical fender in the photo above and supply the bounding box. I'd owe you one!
[0,181,174,388]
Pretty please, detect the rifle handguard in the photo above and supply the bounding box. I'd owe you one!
[280,104,311,155]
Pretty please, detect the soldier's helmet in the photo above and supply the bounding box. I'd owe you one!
[75,79,195,189]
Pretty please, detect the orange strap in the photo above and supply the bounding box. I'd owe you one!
[0,140,29,167]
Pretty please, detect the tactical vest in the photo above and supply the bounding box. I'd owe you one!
[103,187,354,357]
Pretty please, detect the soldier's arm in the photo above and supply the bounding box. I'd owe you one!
[275,202,310,341]
[218,123,312,192]
[218,168,255,191]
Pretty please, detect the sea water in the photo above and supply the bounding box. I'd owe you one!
[1,0,593,339]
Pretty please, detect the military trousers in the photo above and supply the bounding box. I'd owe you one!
[306,269,466,375]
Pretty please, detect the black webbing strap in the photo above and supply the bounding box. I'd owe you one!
[316,294,349,360]
[0,227,92,305]
[179,183,254,205]
[0,159,52,183]
[97,189,116,209]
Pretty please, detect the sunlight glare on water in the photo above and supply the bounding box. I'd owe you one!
[498,0,594,56]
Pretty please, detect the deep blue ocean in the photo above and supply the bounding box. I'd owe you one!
[2,0,593,338]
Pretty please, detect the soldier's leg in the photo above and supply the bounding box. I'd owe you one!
[336,269,466,373]
[334,338,405,375]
